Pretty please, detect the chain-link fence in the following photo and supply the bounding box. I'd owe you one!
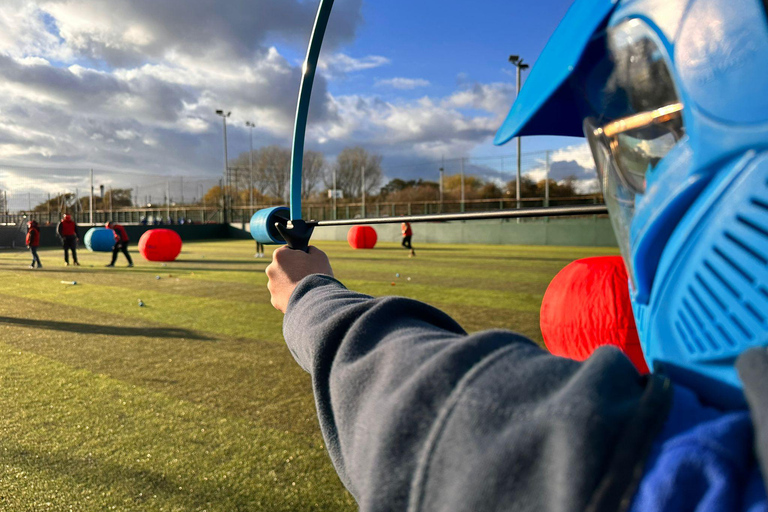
[1,146,600,226]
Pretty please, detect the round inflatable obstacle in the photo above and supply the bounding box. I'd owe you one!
[250,207,290,244]
[347,225,377,249]
[138,229,183,262]
[540,255,649,374]
[84,227,115,252]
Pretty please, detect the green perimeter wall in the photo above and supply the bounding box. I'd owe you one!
[237,217,618,247]
[28,217,617,248]
[36,224,228,248]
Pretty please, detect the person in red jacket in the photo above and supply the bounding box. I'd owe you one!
[401,221,415,257]
[105,221,133,267]
[26,220,42,269]
[56,213,80,266]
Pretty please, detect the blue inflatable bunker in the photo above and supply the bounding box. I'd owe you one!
[84,227,115,252]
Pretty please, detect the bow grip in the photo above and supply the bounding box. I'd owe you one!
[275,220,315,252]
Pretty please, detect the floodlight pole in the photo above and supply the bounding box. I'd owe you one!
[509,55,529,209]
[89,169,94,225]
[246,121,255,211]
[216,109,231,224]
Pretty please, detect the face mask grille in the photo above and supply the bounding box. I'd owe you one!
[674,198,768,357]
[661,154,768,363]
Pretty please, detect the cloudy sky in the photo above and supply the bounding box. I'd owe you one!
[0,0,595,204]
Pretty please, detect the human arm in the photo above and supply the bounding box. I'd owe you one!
[271,261,673,512]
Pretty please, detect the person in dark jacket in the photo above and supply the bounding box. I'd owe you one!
[105,221,133,267]
[56,213,79,266]
[26,220,42,269]
[265,0,768,510]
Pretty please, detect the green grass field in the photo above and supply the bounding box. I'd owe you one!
[0,239,618,511]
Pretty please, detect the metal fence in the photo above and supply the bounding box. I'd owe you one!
[1,145,601,226]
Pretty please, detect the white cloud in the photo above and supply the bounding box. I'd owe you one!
[0,1,559,197]
[444,82,517,114]
[375,77,430,90]
[317,81,517,160]
[522,143,599,193]
[550,143,595,170]
[115,129,138,140]
[319,53,390,77]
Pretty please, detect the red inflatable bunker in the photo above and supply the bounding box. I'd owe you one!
[138,229,183,262]
[540,255,649,374]
[347,225,377,249]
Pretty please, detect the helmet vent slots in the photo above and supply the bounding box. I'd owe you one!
[673,186,768,358]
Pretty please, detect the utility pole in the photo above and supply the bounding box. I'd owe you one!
[89,170,94,225]
[180,176,184,205]
[361,165,366,218]
[545,151,551,208]
[216,109,231,224]
[460,158,465,213]
[246,121,255,211]
[439,156,445,213]
[166,181,171,221]
[509,55,529,209]
[218,178,223,223]
[332,166,337,220]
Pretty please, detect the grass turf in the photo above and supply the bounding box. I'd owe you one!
[0,239,618,510]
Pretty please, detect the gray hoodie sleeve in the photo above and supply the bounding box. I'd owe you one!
[283,274,672,512]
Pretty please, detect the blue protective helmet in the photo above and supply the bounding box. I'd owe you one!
[497,0,768,409]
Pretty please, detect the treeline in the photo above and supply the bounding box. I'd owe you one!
[30,146,589,214]
[226,146,383,201]
[32,189,133,214]
[378,175,583,203]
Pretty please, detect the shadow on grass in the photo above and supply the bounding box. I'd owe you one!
[0,316,213,341]
[21,266,264,275]
[324,246,468,252]
[176,259,258,265]
[0,444,273,511]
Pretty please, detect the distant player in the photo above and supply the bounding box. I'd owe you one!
[26,220,42,269]
[56,213,80,266]
[255,241,265,258]
[401,221,415,257]
[105,221,134,267]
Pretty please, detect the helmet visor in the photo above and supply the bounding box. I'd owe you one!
[584,102,684,289]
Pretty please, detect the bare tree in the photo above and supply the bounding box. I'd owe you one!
[302,151,325,198]
[257,145,291,200]
[232,147,325,200]
[231,149,260,192]
[332,147,383,199]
